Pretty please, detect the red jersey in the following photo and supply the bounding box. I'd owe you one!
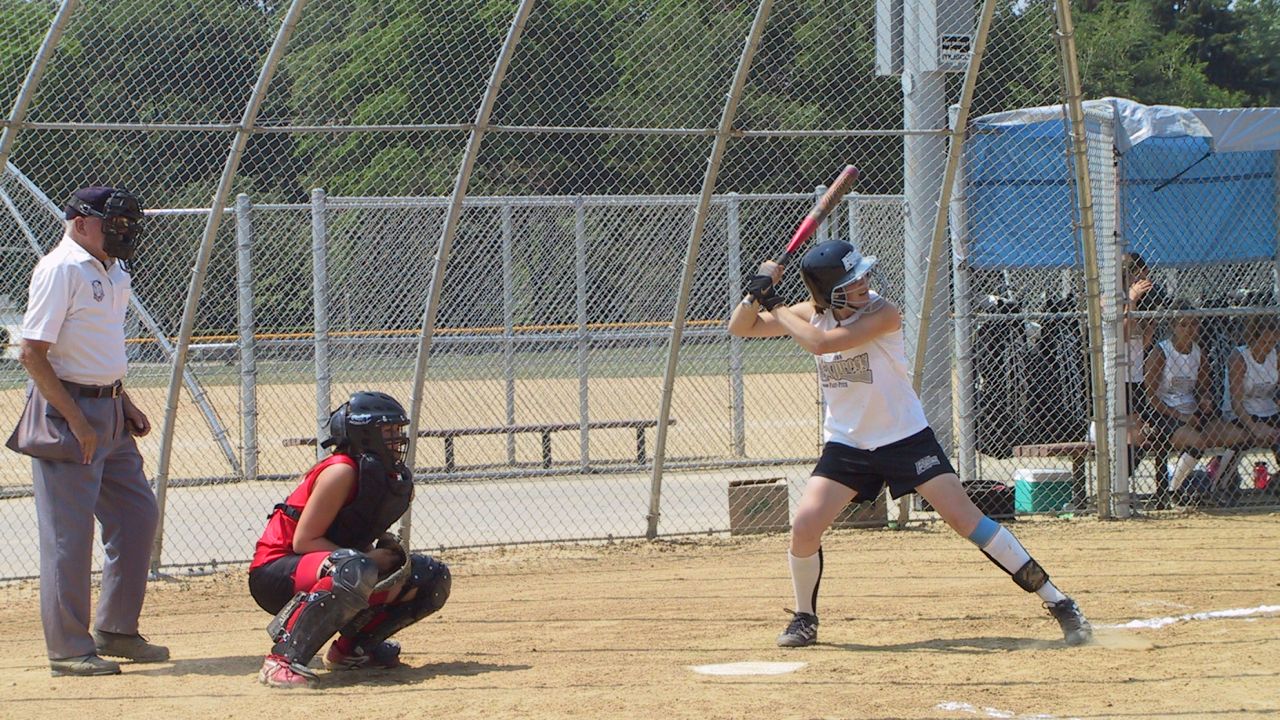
[250,454,358,570]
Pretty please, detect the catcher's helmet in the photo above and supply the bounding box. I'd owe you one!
[322,391,410,467]
[800,240,877,310]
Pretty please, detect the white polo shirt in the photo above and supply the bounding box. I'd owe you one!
[21,235,130,385]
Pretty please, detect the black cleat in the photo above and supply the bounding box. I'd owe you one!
[1045,598,1093,646]
[776,610,818,647]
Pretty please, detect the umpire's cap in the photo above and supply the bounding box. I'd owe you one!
[65,186,118,220]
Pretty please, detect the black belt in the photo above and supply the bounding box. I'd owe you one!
[70,381,123,399]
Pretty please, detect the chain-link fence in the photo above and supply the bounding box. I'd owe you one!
[1,0,1275,579]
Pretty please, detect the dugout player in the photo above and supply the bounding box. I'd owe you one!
[248,391,451,688]
[728,240,1093,648]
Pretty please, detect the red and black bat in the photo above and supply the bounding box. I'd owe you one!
[741,165,861,305]
[775,164,860,266]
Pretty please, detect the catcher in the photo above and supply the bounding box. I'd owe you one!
[248,391,451,688]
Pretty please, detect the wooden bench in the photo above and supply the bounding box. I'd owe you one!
[285,418,676,472]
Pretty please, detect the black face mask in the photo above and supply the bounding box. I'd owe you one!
[73,190,145,262]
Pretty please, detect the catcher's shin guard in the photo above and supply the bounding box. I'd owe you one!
[340,554,451,651]
[269,549,378,665]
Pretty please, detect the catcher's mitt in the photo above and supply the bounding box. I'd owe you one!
[372,532,410,593]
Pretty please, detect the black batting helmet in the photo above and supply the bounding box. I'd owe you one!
[322,391,410,467]
[800,240,877,310]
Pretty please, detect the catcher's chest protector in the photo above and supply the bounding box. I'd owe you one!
[325,453,413,550]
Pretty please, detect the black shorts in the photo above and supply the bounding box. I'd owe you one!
[248,554,303,614]
[1126,382,1150,417]
[812,428,956,502]
[1139,407,1200,446]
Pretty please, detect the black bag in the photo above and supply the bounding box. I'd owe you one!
[921,478,1015,519]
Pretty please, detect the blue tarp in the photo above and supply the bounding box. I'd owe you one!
[963,99,1279,270]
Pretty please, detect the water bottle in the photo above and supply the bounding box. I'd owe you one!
[1253,461,1270,490]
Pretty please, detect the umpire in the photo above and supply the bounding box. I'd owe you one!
[7,186,168,676]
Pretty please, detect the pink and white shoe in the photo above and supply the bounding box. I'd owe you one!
[258,653,317,688]
[323,640,402,670]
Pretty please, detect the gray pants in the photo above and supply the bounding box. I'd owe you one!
[31,389,158,660]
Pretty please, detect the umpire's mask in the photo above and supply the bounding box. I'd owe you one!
[67,187,145,262]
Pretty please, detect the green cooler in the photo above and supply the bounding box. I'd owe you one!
[1013,469,1073,513]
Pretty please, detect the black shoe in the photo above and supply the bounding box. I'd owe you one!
[50,654,121,677]
[93,630,170,663]
[776,610,818,647]
[1045,598,1093,646]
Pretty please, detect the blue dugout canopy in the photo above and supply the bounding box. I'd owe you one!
[963,97,1280,270]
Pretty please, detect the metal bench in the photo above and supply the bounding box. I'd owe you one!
[285,418,676,472]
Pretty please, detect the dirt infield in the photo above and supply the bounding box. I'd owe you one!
[2,514,1278,719]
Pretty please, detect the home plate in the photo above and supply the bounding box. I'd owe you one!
[689,661,807,676]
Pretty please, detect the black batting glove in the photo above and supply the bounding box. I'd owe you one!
[745,274,785,311]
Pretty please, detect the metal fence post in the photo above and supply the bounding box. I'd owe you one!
[647,0,775,539]
[502,202,517,464]
[575,196,590,470]
[150,0,308,574]
[909,0,999,522]
[236,194,257,483]
[1055,0,1111,518]
[727,192,746,458]
[400,0,537,547]
[947,107,976,485]
[311,188,331,456]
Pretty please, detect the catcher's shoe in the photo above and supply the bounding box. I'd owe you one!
[323,639,402,670]
[258,653,317,688]
[1045,597,1093,646]
[777,610,818,647]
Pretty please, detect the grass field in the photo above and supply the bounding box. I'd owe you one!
[2,514,1276,719]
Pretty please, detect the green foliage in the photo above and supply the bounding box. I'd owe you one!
[2,0,1276,334]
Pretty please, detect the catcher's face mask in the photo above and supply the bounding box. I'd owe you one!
[72,190,145,261]
[380,423,410,465]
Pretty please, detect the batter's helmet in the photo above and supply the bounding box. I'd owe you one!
[800,240,877,310]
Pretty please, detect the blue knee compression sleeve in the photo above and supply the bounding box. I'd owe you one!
[966,516,999,547]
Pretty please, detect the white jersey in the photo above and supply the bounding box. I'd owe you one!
[813,298,929,450]
[1153,339,1200,415]
[1220,344,1279,420]
[1126,336,1146,384]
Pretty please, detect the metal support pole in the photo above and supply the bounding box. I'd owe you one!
[575,196,590,471]
[400,0,536,546]
[908,0,998,523]
[502,203,517,464]
[727,193,746,458]
[235,194,258,483]
[151,0,308,574]
[947,107,976,485]
[0,0,79,171]
[647,0,774,539]
[311,188,331,457]
[1055,0,1112,518]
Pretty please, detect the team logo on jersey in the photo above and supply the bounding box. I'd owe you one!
[915,455,940,475]
[91,280,104,302]
[819,352,872,386]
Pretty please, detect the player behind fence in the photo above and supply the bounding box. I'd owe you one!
[1222,314,1280,473]
[1142,302,1250,504]
[248,391,451,688]
[728,239,1092,647]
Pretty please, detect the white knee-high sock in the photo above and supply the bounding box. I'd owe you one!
[789,548,823,616]
[968,517,1067,604]
[1170,452,1199,491]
